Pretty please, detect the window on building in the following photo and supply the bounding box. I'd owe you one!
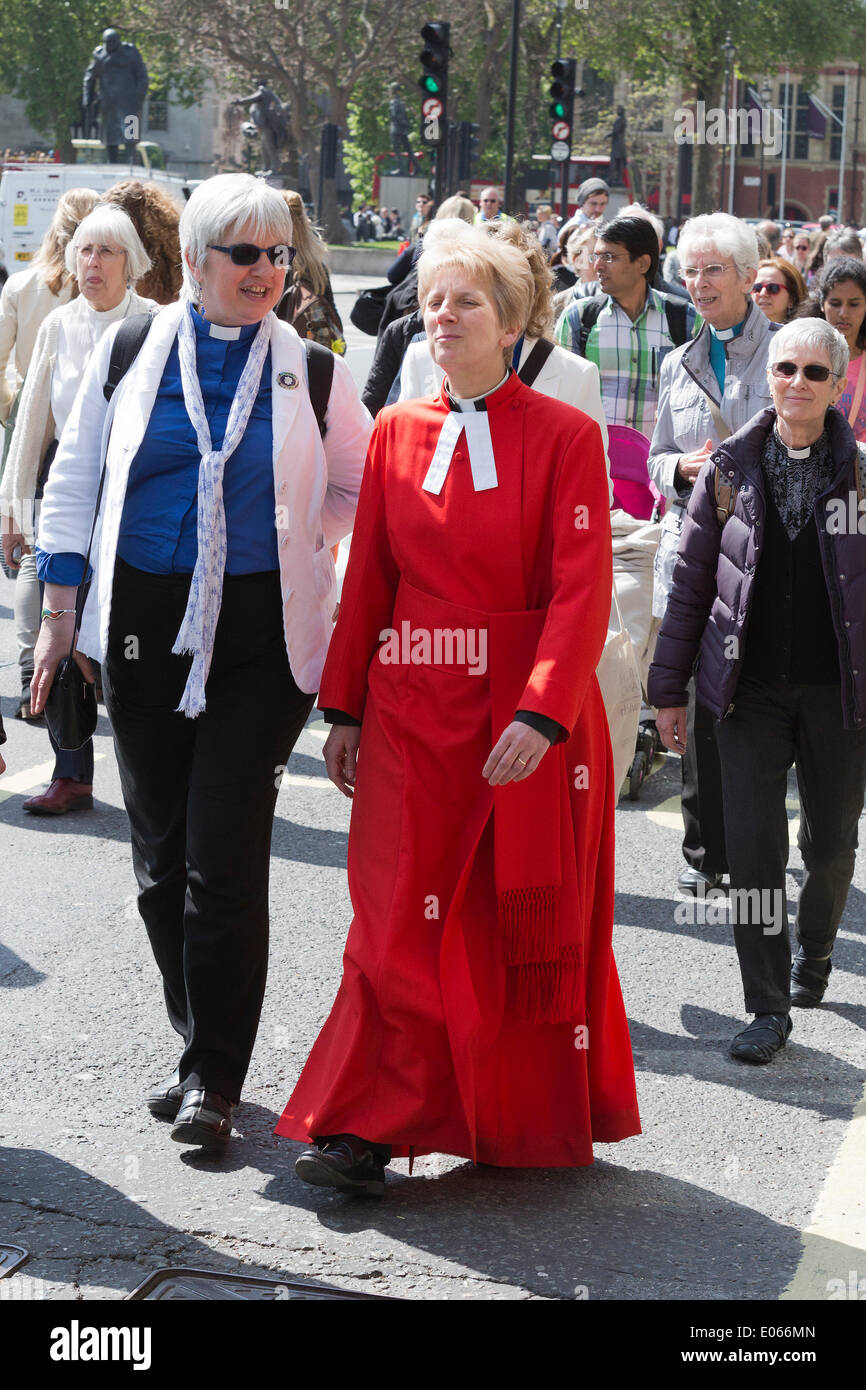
[148,97,168,132]
[793,87,810,160]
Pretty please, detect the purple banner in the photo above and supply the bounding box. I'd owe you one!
[806,96,826,140]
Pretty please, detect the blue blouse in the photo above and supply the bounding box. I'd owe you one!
[38,304,280,585]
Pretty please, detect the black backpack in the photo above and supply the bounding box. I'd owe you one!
[576,294,689,357]
[104,312,333,438]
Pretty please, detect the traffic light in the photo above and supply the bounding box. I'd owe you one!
[548,57,576,161]
[419,21,450,145]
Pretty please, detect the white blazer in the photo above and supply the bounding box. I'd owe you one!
[395,334,612,498]
[38,301,373,694]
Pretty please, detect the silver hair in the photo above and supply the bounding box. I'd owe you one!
[677,212,760,278]
[178,173,294,301]
[769,317,849,380]
[65,205,151,284]
[619,202,665,249]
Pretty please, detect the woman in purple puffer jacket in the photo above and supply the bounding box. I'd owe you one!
[648,318,866,1065]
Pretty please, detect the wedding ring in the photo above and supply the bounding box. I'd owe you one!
[516,756,527,766]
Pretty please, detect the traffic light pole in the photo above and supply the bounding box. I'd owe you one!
[560,161,569,223]
[503,0,520,213]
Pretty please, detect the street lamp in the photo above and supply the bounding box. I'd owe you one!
[720,32,735,209]
[758,77,771,216]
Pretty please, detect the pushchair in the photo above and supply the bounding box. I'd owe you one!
[607,424,666,800]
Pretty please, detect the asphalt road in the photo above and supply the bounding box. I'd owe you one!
[0,276,864,1307]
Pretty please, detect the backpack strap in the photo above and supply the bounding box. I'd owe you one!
[714,465,739,526]
[517,338,555,388]
[304,339,334,439]
[663,297,689,347]
[103,311,156,402]
[577,297,605,357]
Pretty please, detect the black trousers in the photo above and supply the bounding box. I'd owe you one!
[681,678,728,875]
[715,676,866,1015]
[103,558,314,1102]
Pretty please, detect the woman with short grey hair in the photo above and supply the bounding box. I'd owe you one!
[648,211,775,903]
[649,315,866,1062]
[31,173,372,1150]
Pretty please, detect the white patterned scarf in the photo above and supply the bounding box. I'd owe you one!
[171,305,273,716]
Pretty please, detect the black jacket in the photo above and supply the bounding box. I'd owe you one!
[362,310,424,415]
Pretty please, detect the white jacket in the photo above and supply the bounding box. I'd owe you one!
[0,267,72,425]
[37,301,373,693]
[396,334,611,496]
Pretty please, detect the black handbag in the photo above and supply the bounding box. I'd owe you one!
[349,283,391,336]
[43,312,155,751]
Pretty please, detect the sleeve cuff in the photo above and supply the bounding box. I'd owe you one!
[35,548,90,586]
[514,709,564,744]
[320,708,361,726]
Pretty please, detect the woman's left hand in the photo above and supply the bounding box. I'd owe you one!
[483,721,550,786]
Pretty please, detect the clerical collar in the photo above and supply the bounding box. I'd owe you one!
[445,370,510,412]
[773,422,822,460]
[192,303,257,342]
[710,317,746,342]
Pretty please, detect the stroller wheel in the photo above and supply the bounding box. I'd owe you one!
[628,750,648,800]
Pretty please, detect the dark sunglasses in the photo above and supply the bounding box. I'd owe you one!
[794,243,810,251]
[208,242,295,267]
[771,361,839,382]
[751,282,785,295]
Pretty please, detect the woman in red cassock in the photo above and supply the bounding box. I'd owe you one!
[275,225,640,1194]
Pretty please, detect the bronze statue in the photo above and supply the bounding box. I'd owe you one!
[82,28,148,163]
[388,83,413,174]
[230,80,290,175]
[609,106,627,186]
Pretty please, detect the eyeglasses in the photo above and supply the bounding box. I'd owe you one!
[208,243,295,267]
[794,243,810,252]
[682,263,732,280]
[771,361,840,382]
[751,282,785,296]
[588,251,624,265]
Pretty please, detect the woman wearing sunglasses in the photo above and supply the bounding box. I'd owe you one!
[750,257,806,325]
[649,318,866,1064]
[30,174,372,1151]
[802,257,866,443]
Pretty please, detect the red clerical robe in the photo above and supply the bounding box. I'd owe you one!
[275,373,641,1166]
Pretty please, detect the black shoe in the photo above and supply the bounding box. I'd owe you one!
[145,1072,185,1119]
[170,1089,234,1149]
[730,1013,792,1064]
[295,1135,388,1196]
[790,949,831,1007]
[678,867,724,895]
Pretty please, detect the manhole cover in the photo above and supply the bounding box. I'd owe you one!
[0,1245,29,1279]
[127,1267,395,1300]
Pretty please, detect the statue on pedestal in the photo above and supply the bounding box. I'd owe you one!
[82,28,149,163]
[230,80,290,176]
[388,83,414,175]
[608,106,627,186]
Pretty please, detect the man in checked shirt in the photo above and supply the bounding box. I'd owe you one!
[554,214,700,440]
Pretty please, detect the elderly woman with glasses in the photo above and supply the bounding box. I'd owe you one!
[1,204,155,813]
[648,213,776,902]
[648,318,866,1063]
[31,173,372,1151]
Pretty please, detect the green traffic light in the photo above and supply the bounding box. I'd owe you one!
[423,75,442,94]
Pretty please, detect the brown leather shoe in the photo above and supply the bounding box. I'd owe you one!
[22,779,94,815]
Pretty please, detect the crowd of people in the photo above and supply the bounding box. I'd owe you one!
[1,169,864,1196]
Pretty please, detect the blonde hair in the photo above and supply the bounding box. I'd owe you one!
[32,187,100,296]
[486,218,554,340]
[281,190,329,298]
[435,195,476,225]
[417,224,534,353]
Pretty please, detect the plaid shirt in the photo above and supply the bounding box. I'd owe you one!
[554,287,700,439]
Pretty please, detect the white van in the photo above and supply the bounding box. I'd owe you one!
[0,147,190,274]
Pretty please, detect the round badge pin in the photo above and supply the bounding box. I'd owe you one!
[277,371,299,389]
